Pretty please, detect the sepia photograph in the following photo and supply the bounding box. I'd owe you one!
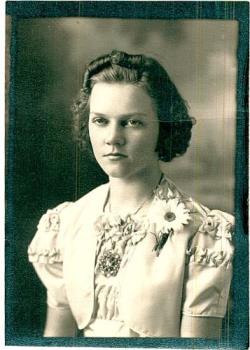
[5,1,248,349]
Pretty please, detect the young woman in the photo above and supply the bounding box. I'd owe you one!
[28,50,234,338]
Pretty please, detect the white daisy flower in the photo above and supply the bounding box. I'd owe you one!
[148,198,191,233]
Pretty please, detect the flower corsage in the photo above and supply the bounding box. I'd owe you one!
[148,197,191,256]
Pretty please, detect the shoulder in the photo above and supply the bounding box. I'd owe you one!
[186,207,234,268]
[43,182,109,224]
[28,182,109,264]
[161,176,235,266]
[173,179,234,266]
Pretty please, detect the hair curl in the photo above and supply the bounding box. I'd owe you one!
[72,50,195,162]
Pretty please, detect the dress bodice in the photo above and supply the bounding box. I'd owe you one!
[28,175,234,337]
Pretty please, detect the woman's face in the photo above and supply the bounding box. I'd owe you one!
[88,82,159,180]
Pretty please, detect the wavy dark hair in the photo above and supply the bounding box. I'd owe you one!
[72,50,195,162]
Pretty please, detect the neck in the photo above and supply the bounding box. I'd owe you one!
[108,166,162,216]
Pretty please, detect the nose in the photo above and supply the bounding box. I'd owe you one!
[105,122,125,146]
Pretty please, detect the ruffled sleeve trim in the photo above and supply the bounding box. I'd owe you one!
[28,201,72,264]
[186,246,233,268]
[190,208,234,263]
[28,246,63,264]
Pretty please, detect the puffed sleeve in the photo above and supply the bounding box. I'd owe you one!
[28,202,72,309]
[182,208,234,319]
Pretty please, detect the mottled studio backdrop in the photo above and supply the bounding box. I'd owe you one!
[7,18,237,337]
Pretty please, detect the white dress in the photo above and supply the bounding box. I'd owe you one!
[28,176,234,337]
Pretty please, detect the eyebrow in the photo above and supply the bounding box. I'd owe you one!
[89,112,147,118]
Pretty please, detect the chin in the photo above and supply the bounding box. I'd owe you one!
[99,165,130,179]
[97,160,129,178]
[103,169,129,179]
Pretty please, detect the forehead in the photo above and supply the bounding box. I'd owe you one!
[89,82,156,116]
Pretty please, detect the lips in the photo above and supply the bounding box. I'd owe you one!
[104,153,127,157]
[103,153,127,159]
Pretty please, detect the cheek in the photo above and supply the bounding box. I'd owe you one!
[90,139,101,154]
[132,130,159,155]
[144,126,159,148]
[88,127,100,148]
[144,121,159,146]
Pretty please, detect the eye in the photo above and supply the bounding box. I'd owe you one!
[124,119,143,128]
[91,117,108,126]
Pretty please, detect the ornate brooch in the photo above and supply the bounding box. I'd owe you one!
[97,250,122,277]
